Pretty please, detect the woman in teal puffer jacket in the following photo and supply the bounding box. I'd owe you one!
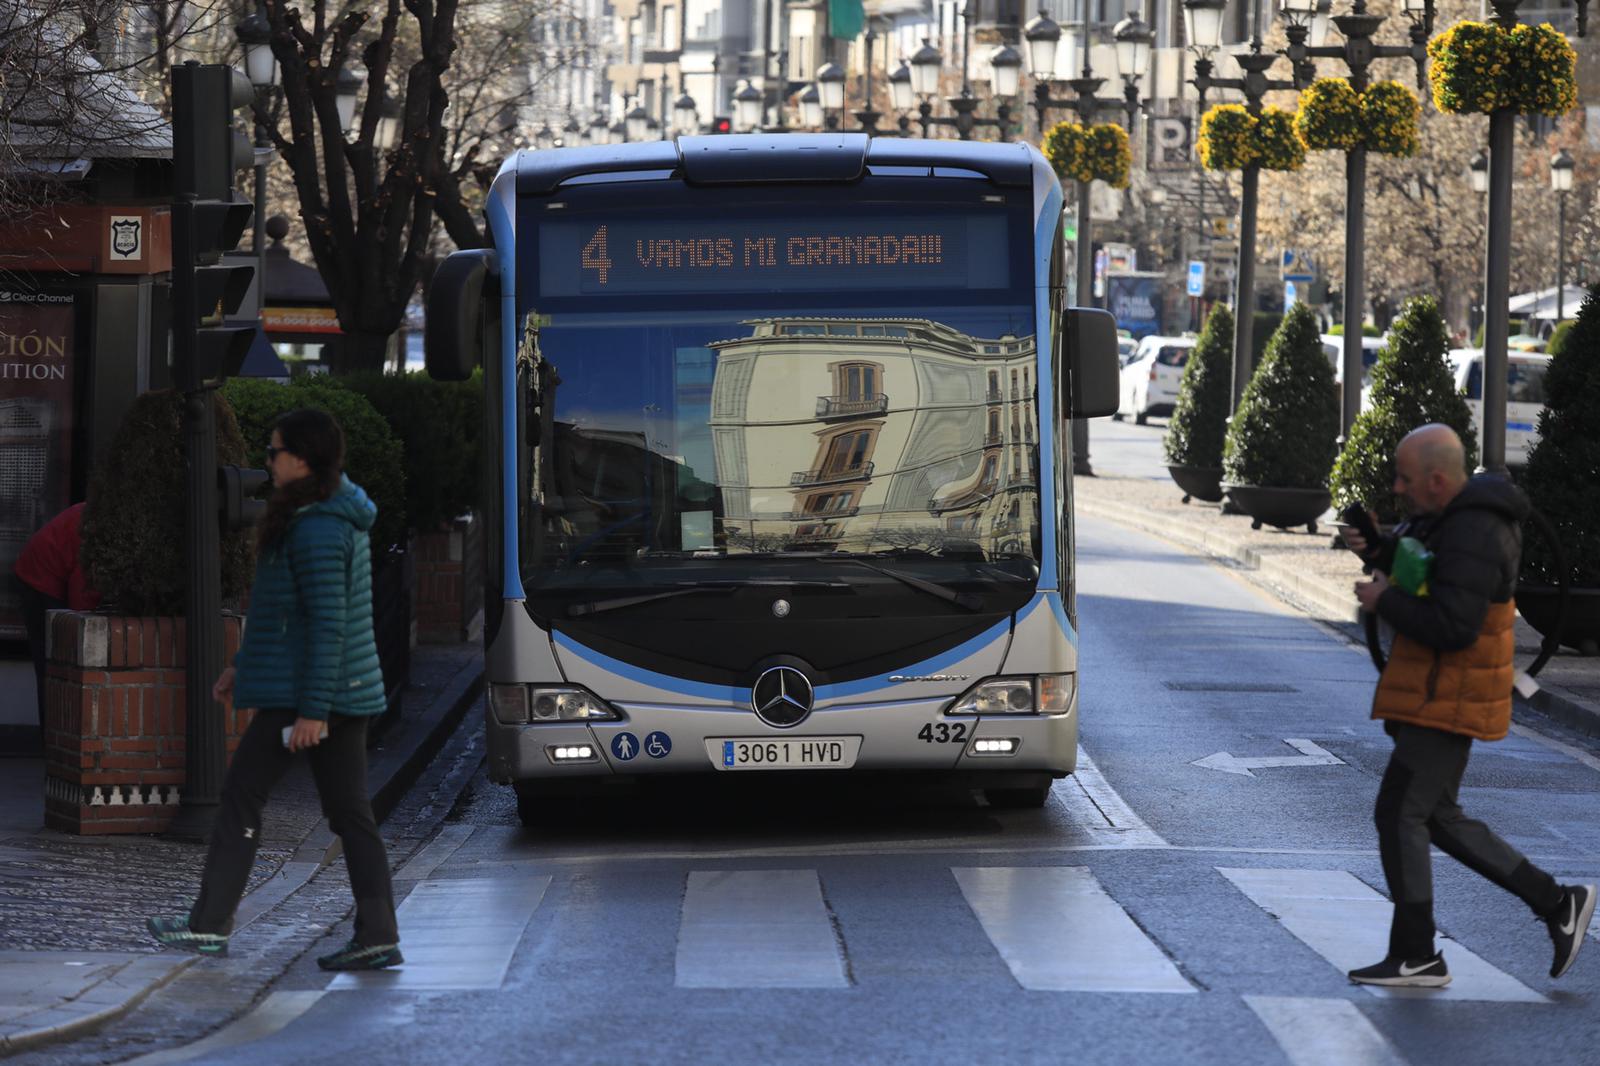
[147,409,401,972]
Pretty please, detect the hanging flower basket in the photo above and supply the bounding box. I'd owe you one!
[1510,23,1579,117]
[1042,121,1131,188]
[1428,20,1575,117]
[1361,81,1421,157]
[1294,78,1362,152]
[1198,105,1303,172]
[1198,105,1256,171]
[1255,106,1306,172]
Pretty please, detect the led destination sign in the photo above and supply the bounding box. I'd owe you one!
[537,215,1009,298]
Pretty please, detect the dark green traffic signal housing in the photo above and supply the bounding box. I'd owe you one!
[218,465,271,528]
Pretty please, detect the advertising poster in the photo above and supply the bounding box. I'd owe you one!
[1106,273,1165,339]
[0,287,77,639]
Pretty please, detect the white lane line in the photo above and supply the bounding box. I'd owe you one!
[118,991,326,1065]
[1244,996,1408,1066]
[1059,746,1169,848]
[1508,723,1600,776]
[1219,868,1546,1003]
[953,866,1193,993]
[393,824,477,881]
[675,870,850,989]
[329,876,550,991]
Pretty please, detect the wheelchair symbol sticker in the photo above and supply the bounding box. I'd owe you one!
[611,732,639,762]
[645,731,672,758]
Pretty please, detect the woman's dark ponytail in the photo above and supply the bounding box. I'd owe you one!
[257,409,345,549]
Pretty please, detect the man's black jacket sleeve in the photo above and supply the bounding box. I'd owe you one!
[1375,508,1515,652]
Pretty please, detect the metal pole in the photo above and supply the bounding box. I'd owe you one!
[1557,190,1567,323]
[1073,178,1094,475]
[1231,163,1260,411]
[1338,146,1367,451]
[1480,107,1514,475]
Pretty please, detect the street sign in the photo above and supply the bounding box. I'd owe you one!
[1187,261,1206,297]
[1280,248,1315,281]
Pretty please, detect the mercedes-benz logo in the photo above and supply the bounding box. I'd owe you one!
[750,666,814,727]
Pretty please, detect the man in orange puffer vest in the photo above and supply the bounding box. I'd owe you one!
[1342,424,1594,988]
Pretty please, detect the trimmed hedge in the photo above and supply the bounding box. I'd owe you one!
[1329,297,1478,523]
[81,390,254,615]
[1223,303,1339,489]
[1163,303,1233,471]
[1521,283,1600,586]
[223,377,408,553]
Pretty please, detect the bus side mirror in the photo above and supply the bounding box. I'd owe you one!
[1065,306,1119,418]
[425,249,499,381]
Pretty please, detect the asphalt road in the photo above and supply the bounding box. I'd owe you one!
[32,417,1600,1066]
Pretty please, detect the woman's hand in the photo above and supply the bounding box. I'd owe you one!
[212,666,236,705]
[287,717,327,752]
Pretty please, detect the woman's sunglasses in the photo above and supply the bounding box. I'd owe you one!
[265,445,290,463]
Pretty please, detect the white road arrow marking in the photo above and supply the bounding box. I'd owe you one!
[1191,738,1344,778]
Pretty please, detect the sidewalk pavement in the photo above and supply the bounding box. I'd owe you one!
[1074,472,1600,738]
[0,643,483,1056]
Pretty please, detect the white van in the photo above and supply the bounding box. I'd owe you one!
[1446,349,1550,467]
[1116,335,1195,424]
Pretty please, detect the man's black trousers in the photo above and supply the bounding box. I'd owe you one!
[189,707,398,947]
[1376,721,1562,959]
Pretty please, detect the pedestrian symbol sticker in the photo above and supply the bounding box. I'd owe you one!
[645,731,671,758]
[611,732,639,762]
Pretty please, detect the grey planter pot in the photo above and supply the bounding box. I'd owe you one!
[1168,465,1224,504]
[1222,484,1331,534]
[1517,585,1600,656]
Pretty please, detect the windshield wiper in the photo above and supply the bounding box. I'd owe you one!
[822,556,984,612]
[566,579,846,618]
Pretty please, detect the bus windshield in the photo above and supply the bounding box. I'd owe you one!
[514,183,1041,622]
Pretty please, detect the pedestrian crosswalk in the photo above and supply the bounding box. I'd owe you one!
[325,843,1569,1010]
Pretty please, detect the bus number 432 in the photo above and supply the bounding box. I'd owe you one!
[918,722,969,743]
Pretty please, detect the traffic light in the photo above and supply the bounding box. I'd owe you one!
[218,466,271,528]
[171,61,257,389]
[712,116,732,134]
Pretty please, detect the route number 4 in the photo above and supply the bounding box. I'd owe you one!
[581,226,612,285]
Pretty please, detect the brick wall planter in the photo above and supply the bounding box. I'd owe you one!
[43,611,247,835]
[411,513,483,645]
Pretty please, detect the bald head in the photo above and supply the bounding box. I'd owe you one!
[1393,424,1468,515]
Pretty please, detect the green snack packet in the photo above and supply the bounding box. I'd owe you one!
[1391,536,1433,597]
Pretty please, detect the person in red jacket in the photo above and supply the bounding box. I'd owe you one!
[12,502,101,735]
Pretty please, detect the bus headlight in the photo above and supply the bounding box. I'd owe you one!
[947,674,1076,716]
[489,683,620,723]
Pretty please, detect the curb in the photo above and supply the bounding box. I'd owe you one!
[0,657,484,1056]
[1075,494,1600,738]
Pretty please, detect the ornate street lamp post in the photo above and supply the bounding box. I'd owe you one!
[234,11,276,298]
[1280,0,1434,454]
[674,89,701,137]
[1025,9,1152,475]
[625,99,649,142]
[1185,0,1301,414]
[799,84,824,130]
[1552,148,1574,324]
[910,8,1022,141]
[734,80,764,132]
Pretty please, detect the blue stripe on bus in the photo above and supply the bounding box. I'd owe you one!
[1033,165,1064,592]
[553,614,1012,705]
[487,183,526,600]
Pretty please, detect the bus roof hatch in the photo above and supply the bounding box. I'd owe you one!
[676,133,869,184]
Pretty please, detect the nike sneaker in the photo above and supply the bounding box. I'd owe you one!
[1347,952,1450,988]
[146,916,228,957]
[317,939,404,971]
[1548,883,1597,979]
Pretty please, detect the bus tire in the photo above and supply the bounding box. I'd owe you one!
[513,781,549,827]
[986,785,1050,809]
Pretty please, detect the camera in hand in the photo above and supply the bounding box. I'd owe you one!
[1340,503,1381,552]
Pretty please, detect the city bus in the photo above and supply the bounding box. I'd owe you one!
[425,134,1118,824]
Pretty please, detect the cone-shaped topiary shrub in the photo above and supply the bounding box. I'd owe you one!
[1223,302,1339,488]
[1164,303,1233,470]
[223,376,408,553]
[1520,283,1600,586]
[81,389,253,615]
[1329,296,1478,523]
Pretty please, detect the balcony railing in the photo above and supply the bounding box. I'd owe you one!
[788,525,841,543]
[816,394,888,419]
[791,461,874,487]
[788,506,860,521]
[983,430,1003,447]
[985,389,1004,404]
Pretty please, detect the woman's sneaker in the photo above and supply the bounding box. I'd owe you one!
[1548,884,1597,979]
[1348,952,1450,987]
[146,916,227,957]
[317,939,404,971]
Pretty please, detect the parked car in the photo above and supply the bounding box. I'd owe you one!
[1446,349,1550,467]
[1117,334,1140,366]
[1116,335,1194,424]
